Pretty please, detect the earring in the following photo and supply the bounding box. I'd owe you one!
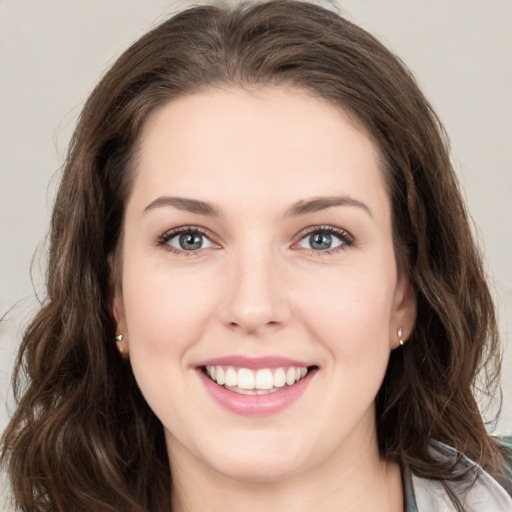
[398,327,404,346]
[115,334,128,357]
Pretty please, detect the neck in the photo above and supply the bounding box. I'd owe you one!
[168,431,403,512]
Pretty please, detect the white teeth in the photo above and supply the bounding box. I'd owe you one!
[255,369,273,390]
[205,364,312,392]
[225,367,237,387]
[233,387,255,395]
[216,367,225,385]
[237,368,255,390]
[273,368,286,388]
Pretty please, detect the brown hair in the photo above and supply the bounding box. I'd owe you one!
[1,1,508,510]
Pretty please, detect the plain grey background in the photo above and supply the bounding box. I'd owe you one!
[1,0,511,504]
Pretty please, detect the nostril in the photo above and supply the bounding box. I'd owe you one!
[227,319,283,335]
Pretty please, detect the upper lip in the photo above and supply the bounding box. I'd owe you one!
[196,355,316,370]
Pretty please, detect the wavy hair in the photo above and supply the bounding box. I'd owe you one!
[1,1,507,510]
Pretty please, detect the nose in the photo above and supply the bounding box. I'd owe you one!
[219,247,291,336]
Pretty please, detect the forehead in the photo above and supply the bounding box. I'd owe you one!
[130,87,389,217]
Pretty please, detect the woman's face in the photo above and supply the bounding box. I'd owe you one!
[113,87,415,482]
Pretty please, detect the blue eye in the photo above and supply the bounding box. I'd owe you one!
[159,228,215,252]
[174,233,204,250]
[297,227,352,252]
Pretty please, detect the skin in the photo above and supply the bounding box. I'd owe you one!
[113,87,416,511]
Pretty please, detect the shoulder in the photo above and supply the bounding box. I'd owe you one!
[405,439,512,512]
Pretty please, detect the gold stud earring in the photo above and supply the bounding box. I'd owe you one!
[115,334,128,357]
[398,327,404,346]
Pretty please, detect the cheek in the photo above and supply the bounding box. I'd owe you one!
[119,260,222,427]
[120,259,219,361]
[297,260,397,362]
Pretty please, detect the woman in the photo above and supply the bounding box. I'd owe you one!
[1,1,511,510]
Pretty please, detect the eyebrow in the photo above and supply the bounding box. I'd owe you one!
[144,196,220,216]
[143,194,371,218]
[284,196,372,218]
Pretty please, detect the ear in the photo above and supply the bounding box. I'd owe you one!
[108,253,130,358]
[389,274,416,349]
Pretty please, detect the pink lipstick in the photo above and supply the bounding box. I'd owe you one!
[196,356,317,416]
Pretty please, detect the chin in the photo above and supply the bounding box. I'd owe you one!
[212,453,303,484]
[195,429,317,484]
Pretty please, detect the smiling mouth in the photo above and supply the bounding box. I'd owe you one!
[201,365,317,395]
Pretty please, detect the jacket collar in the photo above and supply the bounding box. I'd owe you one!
[403,443,512,512]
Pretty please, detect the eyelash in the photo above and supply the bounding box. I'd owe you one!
[157,226,214,255]
[157,224,355,256]
[295,225,355,255]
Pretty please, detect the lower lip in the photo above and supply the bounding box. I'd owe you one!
[198,368,316,416]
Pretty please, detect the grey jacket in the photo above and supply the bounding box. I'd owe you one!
[404,439,512,511]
